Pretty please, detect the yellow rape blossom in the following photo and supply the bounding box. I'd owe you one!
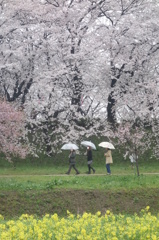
[0,214,4,220]
[0,208,159,240]
[146,206,150,211]
[106,210,110,215]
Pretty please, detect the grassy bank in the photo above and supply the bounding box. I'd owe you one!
[0,174,159,219]
[0,188,158,219]
[0,153,158,219]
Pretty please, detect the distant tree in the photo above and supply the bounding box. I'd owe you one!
[109,121,151,176]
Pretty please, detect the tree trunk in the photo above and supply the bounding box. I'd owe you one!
[135,147,140,176]
[107,77,117,125]
[107,91,116,124]
[71,74,83,107]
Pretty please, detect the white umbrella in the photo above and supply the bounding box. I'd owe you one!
[81,141,96,150]
[61,142,79,150]
[98,142,115,149]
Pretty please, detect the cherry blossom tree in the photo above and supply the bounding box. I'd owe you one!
[0,99,28,162]
[111,121,151,176]
[94,0,159,125]
[0,0,159,157]
[0,0,108,154]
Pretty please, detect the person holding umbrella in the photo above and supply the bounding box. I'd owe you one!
[104,148,113,175]
[98,142,115,175]
[86,146,95,174]
[66,149,80,175]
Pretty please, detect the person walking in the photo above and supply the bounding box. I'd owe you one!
[86,146,95,174]
[104,148,113,175]
[66,149,80,175]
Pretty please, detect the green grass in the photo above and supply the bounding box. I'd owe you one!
[0,152,158,192]
[0,174,158,191]
[0,151,158,218]
[0,159,158,175]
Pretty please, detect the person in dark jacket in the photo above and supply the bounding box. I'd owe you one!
[86,146,95,174]
[66,149,80,175]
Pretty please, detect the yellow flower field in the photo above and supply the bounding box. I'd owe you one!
[0,207,159,240]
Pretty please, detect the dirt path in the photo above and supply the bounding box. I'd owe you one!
[0,172,159,177]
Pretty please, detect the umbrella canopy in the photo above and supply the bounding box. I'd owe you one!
[98,142,115,149]
[81,141,96,150]
[61,142,79,150]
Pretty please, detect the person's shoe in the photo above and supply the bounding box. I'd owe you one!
[106,173,111,175]
[93,170,95,174]
[65,172,70,175]
[76,172,80,175]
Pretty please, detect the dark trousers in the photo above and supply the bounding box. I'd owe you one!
[66,163,79,174]
[106,164,111,174]
[88,163,95,173]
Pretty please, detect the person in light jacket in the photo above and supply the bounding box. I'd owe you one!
[66,149,80,175]
[104,148,113,175]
